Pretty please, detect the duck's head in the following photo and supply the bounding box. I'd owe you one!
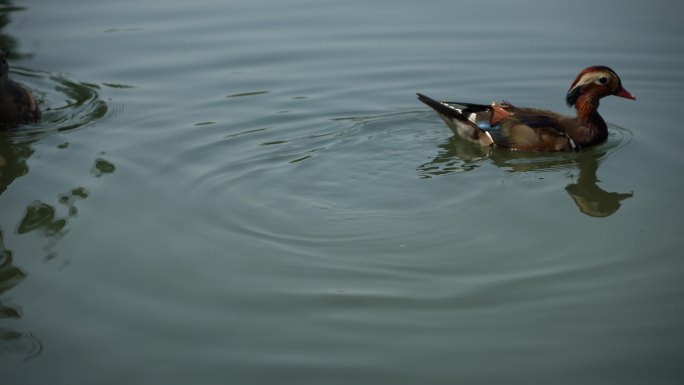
[566,66,635,107]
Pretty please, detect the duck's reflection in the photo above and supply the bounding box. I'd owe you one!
[0,1,45,363]
[563,152,633,217]
[1,132,98,355]
[0,133,46,362]
[419,135,633,217]
[0,227,43,362]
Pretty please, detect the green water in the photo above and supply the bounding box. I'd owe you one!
[1,0,683,384]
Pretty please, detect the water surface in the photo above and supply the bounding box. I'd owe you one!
[1,0,684,384]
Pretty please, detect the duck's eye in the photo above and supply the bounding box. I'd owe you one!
[597,76,609,85]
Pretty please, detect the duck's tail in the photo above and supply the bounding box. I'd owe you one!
[417,93,493,146]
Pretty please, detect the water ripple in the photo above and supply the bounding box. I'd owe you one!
[0,328,43,361]
[166,108,636,250]
[8,68,113,141]
[163,110,447,252]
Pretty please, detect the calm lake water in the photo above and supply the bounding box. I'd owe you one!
[2,0,684,383]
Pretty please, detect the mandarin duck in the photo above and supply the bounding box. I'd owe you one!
[417,66,635,151]
[0,51,40,129]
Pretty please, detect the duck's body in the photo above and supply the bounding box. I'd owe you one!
[418,66,635,151]
[0,52,40,129]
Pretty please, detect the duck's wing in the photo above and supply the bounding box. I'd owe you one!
[489,111,578,151]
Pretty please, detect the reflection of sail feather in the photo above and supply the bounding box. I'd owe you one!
[0,255,26,297]
[0,228,27,299]
[0,229,42,361]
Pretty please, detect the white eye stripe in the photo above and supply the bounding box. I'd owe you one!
[576,71,613,87]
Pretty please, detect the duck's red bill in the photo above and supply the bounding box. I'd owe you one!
[615,86,636,100]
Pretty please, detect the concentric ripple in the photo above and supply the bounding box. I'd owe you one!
[161,108,637,251]
[8,67,112,141]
